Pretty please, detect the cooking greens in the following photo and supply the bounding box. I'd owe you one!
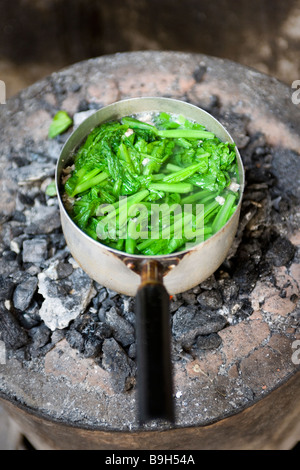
[49,111,73,139]
[62,111,240,255]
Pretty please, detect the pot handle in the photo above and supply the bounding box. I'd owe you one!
[135,260,174,425]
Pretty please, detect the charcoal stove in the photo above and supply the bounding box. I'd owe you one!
[0,51,299,450]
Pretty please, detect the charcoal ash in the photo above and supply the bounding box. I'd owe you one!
[218,112,251,149]
[65,303,136,392]
[197,290,223,310]
[17,191,35,208]
[172,305,227,350]
[102,338,136,393]
[128,343,136,359]
[170,297,184,313]
[0,276,15,302]
[65,310,105,359]
[8,161,56,185]
[217,278,239,303]
[66,311,112,357]
[0,112,299,394]
[181,291,197,305]
[66,328,85,353]
[28,323,52,358]
[37,262,96,331]
[271,148,300,199]
[12,276,38,312]
[0,302,29,350]
[265,235,296,267]
[55,261,74,279]
[22,238,48,265]
[238,132,269,167]
[198,275,218,291]
[16,300,41,330]
[51,329,66,345]
[25,205,61,235]
[194,333,222,351]
[98,297,120,322]
[105,306,135,348]
[82,336,103,359]
[73,110,97,128]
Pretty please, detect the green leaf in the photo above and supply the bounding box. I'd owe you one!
[49,111,73,139]
[63,113,240,255]
[45,181,57,197]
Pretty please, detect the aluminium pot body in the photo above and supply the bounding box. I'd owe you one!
[56,97,244,424]
[56,97,245,297]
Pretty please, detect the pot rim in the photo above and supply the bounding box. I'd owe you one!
[55,96,245,261]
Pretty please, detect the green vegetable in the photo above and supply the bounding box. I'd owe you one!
[45,181,57,197]
[121,117,158,135]
[71,171,109,197]
[62,111,240,255]
[49,111,73,139]
[211,193,237,234]
[157,129,215,139]
[162,162,204,184]
[148,182,193,193]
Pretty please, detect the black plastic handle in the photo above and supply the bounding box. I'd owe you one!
[135,260,174,425]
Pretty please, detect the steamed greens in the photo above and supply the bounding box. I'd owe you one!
[63,111,240,255]
[49,111,73,139]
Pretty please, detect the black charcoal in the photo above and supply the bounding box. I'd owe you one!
[22,238,48,264]
[13,276,38,311]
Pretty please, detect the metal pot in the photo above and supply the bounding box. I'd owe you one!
[56,97,244,425]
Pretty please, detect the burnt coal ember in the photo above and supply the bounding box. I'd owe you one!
[197,290,223,310]
[22,238,48,265]
[28,323,52,357]
[0,100,299,393]
[195,333,222,351]
[265,235,296,267]
[0,302,29,350]
[0,276,15,301]
[172,305,227,349]
[102,338,136,392]
[12,276,38,311]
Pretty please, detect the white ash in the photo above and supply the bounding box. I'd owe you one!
[0,102,298,399]
[38,263,96,331]
[9,162,55,185]
[215,196,225,205]
[10,239,20,254]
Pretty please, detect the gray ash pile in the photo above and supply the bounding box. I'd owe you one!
[0,105,299,393]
